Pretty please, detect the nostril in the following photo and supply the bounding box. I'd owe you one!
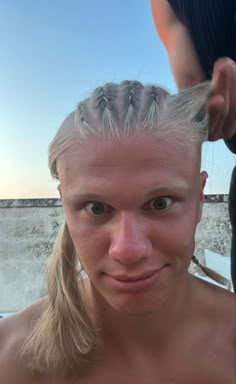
[109,240,148,264]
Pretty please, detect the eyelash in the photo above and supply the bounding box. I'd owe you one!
[85,201,112,216]
[82,197,173,217]
[144,197,172,212]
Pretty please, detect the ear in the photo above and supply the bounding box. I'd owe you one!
[197,171,208,222]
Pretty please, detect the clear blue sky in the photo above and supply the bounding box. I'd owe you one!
[0,0,235,198]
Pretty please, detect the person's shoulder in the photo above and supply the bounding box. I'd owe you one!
[195,275,235,306]
[0,297,48,384]
[193,278,235,380]
[194,276,236,335]
[205,278,235,306]
[206,285,236,378]
[0,296,48,345]
[213,285,236,326]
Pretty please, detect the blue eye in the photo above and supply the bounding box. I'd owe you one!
[149,197,172,211]
[86,201,110,216]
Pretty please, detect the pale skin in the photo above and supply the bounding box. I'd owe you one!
[150,0,236,141]
[0,133,235,383]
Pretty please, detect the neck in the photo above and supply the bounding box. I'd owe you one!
[90,274,196,358]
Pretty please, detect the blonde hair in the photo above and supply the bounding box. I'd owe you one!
[22,80,226,377]
[49,80,209,179]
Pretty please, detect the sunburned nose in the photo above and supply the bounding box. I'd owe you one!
[108,212,151,265]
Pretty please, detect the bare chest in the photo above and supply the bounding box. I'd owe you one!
[61,348,235,384]
[8,332,236,384]
[11,351,234,384]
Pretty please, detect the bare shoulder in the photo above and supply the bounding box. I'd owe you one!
[191,278,236,382]
[210,284,236,343]
[194,276,235,319]
[0,297,48,348]
[194,277,236,350]
[0,297,48,384]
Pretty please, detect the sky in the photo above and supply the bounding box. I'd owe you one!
[0,0,235,199]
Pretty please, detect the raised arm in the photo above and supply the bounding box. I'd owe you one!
[150,0,205,90]
[150,0,236,141]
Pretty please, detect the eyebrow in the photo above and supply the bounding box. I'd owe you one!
[145,184,190,198]
[65,192,106,203]
[65,184,190,203]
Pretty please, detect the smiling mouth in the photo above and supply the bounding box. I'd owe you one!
[105,267,166,293]
[112,270,159,282]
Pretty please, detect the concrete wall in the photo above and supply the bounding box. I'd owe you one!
[0,196,231,313]
[0,199,64,313]
[195,195,231,259]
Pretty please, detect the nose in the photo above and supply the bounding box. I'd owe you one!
[108,212,151,265]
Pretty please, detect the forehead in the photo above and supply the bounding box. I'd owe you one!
[57,134,201,193]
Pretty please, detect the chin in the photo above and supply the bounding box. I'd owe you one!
[91,271,174,316]
[106,291,170,317]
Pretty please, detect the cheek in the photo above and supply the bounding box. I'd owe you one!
[66,216,109,269]
[153,210,197,257]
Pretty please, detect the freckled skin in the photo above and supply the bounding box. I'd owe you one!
[0,134,235,384]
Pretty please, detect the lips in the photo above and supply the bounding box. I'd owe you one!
[111,270,159,282]
[105,267,165,293]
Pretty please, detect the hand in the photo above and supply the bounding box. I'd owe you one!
[208,58,236,141]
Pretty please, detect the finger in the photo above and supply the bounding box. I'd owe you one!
[226,61,236,137]
[208,59,231,140]
[221,60,236,138]
[208,95,226,140]
[211,58,229,100]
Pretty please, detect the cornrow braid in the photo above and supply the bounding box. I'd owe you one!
[75,99,96,137]
[95,87,109,111]
[120,80,144,135]
[140,84,169,131]
[77,102,86,125]
[90,84,119,136]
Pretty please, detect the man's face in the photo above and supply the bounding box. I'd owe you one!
[58,133,207,315]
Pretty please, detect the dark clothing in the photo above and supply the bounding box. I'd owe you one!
[229,167,236,291]
[225,135,236,155]
[168,0,236,78]
[167,0,236,291]
[167,0,236,150]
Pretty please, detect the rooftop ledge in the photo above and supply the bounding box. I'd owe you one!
[0,199,62,208]
[0,195,229,208]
